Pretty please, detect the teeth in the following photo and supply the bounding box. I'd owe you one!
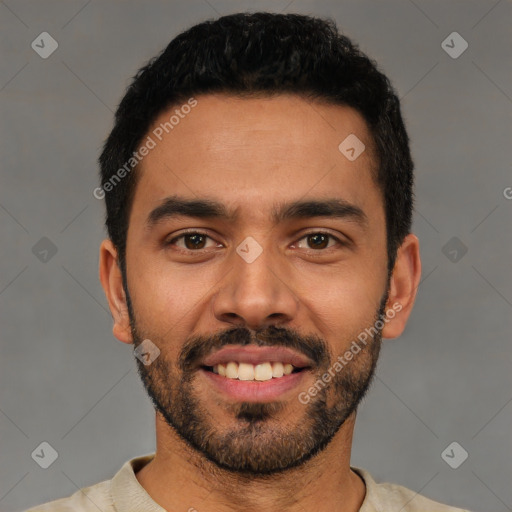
[211,361,299,381]
[226,361,238,379]
[272,362,284,378]
[238,363,255,381]
[254,362,273,381]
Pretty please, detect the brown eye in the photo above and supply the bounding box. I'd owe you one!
[167,232,217,251]
[295,232,340,251]
[306,233,329,249]
[182,233,207,250]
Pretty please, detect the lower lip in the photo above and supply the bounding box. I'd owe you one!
[200,368,309,402]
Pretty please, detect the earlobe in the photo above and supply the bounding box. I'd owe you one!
[99,239,133,344]
[381,233,422,340]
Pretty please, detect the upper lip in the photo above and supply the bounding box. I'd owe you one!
[202,345,313,369]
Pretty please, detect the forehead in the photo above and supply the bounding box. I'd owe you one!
[130,94,381,226]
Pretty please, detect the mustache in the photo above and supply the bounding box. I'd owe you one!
[179,325,330,372]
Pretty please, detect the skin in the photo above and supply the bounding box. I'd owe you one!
[99,94,421,512]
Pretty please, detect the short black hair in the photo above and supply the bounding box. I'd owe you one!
[99,12,413,276]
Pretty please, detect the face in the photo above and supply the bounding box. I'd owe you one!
[116,94,394,474]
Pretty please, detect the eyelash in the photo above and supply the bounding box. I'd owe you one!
[165,230,346,254]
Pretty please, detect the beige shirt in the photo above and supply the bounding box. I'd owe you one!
[25,453,471,512]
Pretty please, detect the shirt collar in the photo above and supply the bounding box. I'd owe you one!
[110,453,377,512]
[110,453,166,512]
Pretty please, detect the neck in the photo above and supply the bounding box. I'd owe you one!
[136,412,366,512]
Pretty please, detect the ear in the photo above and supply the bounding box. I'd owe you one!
[99,239,133,344]
[381,233,422,340]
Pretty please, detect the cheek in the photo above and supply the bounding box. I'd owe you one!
[128,261,211,343]
[297,261,386,344]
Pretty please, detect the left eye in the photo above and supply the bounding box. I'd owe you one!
[294,232,341,250]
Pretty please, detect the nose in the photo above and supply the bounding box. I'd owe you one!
[211,240,299,331]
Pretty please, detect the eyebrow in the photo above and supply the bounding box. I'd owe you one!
[146,195,368,229]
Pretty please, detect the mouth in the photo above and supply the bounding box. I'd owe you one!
[202,361,304,381]
[199,345,313,401]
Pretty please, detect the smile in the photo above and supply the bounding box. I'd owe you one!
[206,361,301,381]
[200,345,312,401]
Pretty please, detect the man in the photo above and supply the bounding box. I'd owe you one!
[26,12,471,512]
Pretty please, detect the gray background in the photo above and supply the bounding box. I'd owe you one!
[1,1,511,511]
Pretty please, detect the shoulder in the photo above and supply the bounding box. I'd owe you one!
[23,454,156,512]
[353,467,473,512]
[24,479,114,512]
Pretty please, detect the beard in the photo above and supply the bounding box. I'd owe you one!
[128,289,389,476]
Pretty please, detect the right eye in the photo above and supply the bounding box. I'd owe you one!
[165,231,222,252]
